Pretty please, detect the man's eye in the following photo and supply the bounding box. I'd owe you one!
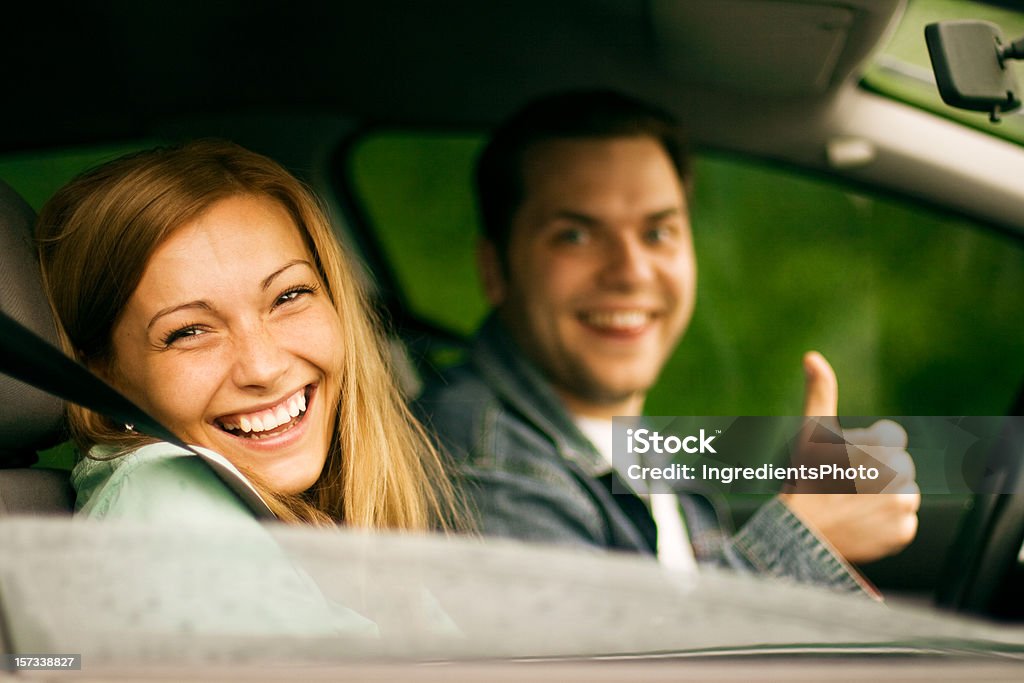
[553,228,589,245]
[645,225,677,244]
[161,324,205,347]
[274,283,320,307]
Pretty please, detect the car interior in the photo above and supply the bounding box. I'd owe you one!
[1,0,1024,657]
[0,180,72,515]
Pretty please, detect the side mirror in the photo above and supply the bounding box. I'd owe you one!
[925,20,1023,123]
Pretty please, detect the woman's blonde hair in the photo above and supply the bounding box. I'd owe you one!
[37,140,460,531]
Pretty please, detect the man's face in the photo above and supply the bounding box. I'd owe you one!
[486,136,696,417]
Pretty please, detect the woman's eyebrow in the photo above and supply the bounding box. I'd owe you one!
[147,301,212,332]
[261,259,313,290]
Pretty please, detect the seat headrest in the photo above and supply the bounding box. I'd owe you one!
[0,180,64,466]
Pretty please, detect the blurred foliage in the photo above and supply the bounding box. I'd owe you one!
[0,143,156,211]
[349,133,489,335]
[37,442,77,471]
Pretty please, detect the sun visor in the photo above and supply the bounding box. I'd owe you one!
[652,0,857,96]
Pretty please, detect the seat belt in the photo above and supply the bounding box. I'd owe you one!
[0,309,185,448]
[0,308,275,518]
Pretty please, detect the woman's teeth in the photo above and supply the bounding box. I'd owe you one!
[218,388,308,436]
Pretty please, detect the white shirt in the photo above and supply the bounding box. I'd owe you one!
[574,416,697,573]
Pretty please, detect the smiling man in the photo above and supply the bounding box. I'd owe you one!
[487,133,694,419]
[419,90,919,592]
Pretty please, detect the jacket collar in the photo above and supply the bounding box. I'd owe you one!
[470,313,609,477]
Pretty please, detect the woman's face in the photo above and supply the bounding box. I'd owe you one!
[106,194,345,494]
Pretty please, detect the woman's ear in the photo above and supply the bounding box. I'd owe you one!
[476,239,507,307]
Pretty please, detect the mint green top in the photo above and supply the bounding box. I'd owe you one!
[73,443,259,521]
[70,442,379,637]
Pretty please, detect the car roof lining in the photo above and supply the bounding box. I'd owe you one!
[2,0,902,150]
[4,0,1023,237]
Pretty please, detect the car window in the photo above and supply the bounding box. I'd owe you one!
[348,133,489,338]
[347,131,1024,418]
[0,142,157,211]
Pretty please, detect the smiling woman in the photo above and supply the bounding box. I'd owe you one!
[108,195,342,497]
[35,140,459,530]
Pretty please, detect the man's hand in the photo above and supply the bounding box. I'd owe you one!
[779,351,921,564]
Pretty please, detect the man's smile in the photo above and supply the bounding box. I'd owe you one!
[576,309,658,337]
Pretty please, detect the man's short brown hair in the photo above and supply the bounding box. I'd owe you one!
[475,89,692,260]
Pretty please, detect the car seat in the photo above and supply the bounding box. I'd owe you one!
[0,180,74,514]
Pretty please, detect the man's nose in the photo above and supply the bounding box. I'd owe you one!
[231,324,288,390]
[599,236,654,288]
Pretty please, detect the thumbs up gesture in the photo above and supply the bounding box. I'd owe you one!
[780,352,921,564]
[801,350,839,418]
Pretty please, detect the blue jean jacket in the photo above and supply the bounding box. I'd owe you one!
[418,315,873,595]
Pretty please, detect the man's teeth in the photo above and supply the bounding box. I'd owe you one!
[220,389,308,434]
[583,311,650,329]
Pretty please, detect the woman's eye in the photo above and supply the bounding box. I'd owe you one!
[161,324,205,347]
[274,284,319,308]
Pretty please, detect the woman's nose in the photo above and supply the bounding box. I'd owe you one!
[231,325,289,390]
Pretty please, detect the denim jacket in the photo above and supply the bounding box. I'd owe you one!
[419,315,874,595]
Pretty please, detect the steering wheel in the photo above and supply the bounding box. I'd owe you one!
[935,389,1024,619]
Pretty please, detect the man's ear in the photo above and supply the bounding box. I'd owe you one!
[477,239,507,306]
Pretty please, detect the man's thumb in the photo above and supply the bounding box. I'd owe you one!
[802,351,838,417]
